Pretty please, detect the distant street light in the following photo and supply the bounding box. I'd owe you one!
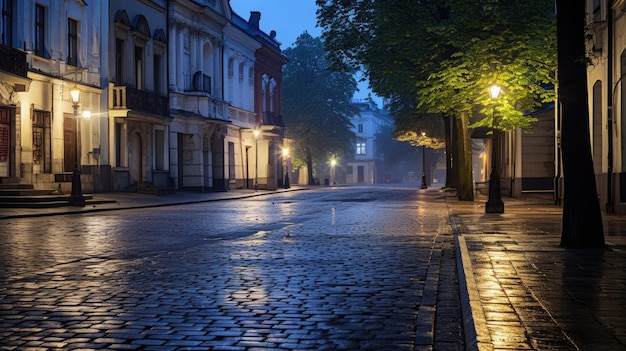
[254,129,259,191]
[69,85,85,206]
[486,85,504,213]
[283,148,290,189]
[421,132,427,189]
[330,158,337,185]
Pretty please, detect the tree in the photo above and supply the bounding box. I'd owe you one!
[282,32,358,185]
[556,0,604,247]
[317,0,556,200]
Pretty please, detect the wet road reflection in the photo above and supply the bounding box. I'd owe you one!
[0,186,462,350]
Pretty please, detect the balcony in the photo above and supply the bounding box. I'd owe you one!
[263,112,284,128]
[185,71,211,94]
[0,44,28,78]
[229,107,257,127]
[110,85,168,116]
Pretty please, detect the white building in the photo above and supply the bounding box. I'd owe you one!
[107,0,169,192]
[345,97,393,184]
[0,0,104,193]
[0,0,287,200]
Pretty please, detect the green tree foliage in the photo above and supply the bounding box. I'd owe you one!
[556,0,604,248]
[282,32,359,185]
[317,0,556,199]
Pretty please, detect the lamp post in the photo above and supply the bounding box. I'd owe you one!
[69,85,85,206]
[330,158,337,185]
[283,148,290,189]
[253,129,259,191]
[485,85,504,213]
[420,132,427,189]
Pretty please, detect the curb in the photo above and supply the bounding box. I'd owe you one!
[446,194,493,351]
[455,235,493,351]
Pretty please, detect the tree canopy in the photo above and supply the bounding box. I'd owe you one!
[282,32,359,184]
[317,0,556,132]
[317,0,557,199]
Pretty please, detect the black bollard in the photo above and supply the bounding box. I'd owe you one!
[284,172,290,189]
[69,168,85,206]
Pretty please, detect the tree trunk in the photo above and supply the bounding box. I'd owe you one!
[444,114,457,189]
[306,149,315,185]
[456,112,474,201]
[557,0,604,247]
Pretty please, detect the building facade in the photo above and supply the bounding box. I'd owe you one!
[0,0,286,197]
[108,0,169,192]
[585,0,626,214]
[0,0,103,193]
[345,98,393,184]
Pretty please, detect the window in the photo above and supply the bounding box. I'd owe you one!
[358,123,363,133]
[115,39,124,84]
[228,142,235,180]
[154,54,162,94]
[228,58,234,78]
[115,122,127,167]
[32,110,51,173]
[67,18,78,66]
[248,67,254,86]
[356,141,366,155]
[238,62,245,83]
[1,0,13,46]
[35,4,46,57]
[135,46,143,90]
[154,129,165,170]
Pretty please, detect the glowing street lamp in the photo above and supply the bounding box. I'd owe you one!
[282,148,290,189]
[330,158,337,185]
[421,132,427,189]
[485,84,504,213]
[254,129,259,191]
[69,85,86,206]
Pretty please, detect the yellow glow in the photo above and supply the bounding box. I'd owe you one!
[253,129,259,138]
[82,111,91,120]
[489,85,501,99]
[69,85,80,103]
[282,148,289,157]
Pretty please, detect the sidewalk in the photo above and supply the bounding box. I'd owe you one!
[446,192,626,351]
[0,188,302,220]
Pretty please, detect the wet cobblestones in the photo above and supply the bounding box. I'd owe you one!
[0,187,464,350]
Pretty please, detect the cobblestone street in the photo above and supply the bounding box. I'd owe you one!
[0,187,464,350]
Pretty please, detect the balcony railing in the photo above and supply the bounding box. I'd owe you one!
[229,107,257,125]
[263,112,284,128]
[110,85,168,116]
[185,71,211,94]
[0,44,28,78]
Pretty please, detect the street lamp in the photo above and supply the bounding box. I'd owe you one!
[420,132,427,189]
[330,158,337,185]
[254,129,259,191]
[282,148,290,189]
[69,85,85,206]
[485,85,504,213]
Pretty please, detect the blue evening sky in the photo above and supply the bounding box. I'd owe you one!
[230,0,382,104]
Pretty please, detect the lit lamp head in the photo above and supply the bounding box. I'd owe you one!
[253,129,259,139]
[331,159,337,167]
[489,85,501,99]
[69,85,80,107]
[282,148,289,157]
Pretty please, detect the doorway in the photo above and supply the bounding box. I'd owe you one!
[129,133,142,184]
[63,114,76,172]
